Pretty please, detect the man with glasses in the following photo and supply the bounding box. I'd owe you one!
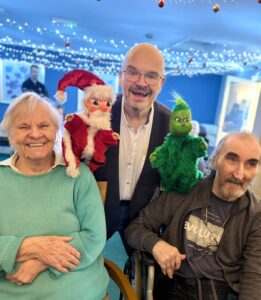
[126,132,261,299]
[94,43,170,254]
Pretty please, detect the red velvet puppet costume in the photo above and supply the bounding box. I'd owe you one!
[55,70,119,177]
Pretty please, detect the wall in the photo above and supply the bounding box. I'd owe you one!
[45,69,78,114]
[253,92,261,138]
[158,74,223,124]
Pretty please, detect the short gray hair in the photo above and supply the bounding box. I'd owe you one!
[210,131,260,171]
[0,92,61,134]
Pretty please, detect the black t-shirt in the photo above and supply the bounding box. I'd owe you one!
[177,193,235,280]
[21,78,48,97]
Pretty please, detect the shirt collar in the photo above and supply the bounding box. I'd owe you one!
[0,151,65,173]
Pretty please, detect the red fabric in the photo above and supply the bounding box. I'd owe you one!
[57,70,105,92]
[63,114,118,172]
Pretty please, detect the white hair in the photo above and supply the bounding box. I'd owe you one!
[0,92,61,134]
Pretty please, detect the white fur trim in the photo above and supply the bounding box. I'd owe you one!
[82,126,97,160]
[63,128,80,177]
[78,111,111,130]
[66,164,80,178]
[84,84,115,103]
[54,91,67,103]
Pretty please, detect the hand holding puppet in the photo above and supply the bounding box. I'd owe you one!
[55,70,119,177]
[150,95,207,193]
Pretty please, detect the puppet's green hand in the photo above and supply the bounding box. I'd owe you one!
[200,139,208,151]
[149,152,157,163]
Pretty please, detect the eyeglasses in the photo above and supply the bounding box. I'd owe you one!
[122,69,164,85]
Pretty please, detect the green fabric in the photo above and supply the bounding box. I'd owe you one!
[0,163,109,300]
[150,133,207,193]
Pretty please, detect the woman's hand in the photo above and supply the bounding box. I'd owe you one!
[16,236,81,273]
[6,259,47,285]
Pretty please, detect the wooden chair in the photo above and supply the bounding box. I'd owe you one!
[97,181,138,300]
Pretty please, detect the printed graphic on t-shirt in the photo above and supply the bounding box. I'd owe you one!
[178,196,234,280]
[185,215,224,253]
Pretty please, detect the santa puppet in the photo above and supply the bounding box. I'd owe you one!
[55,69,119,177]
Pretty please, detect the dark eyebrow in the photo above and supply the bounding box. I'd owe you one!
[248,158,260,165]
[226,152,260,165]
[125,65,159,75]
[125,65,137,70]
[225,152,239,159]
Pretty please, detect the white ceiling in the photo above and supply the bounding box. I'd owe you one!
[0,0,261,76]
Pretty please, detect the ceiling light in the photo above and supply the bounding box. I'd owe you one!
[52,17,77,29]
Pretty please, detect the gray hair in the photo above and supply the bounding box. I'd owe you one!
[0,92,61,134]
[209,131,260,171]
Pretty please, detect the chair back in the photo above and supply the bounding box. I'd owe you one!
[97,181,107,205]
[97,181,138,300]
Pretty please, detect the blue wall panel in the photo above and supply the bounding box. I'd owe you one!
[158,74,222,124]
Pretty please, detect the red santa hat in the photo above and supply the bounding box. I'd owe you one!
[55,69,109,103]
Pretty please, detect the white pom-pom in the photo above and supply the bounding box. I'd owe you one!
[54,91,67,103]
[66,165,80,178]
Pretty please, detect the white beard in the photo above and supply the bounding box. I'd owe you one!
[78,109,112,161]
[78,109,111,130]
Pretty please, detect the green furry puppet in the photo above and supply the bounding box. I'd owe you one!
[150,95,208,194]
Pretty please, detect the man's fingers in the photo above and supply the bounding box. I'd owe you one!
[166,266,174,279]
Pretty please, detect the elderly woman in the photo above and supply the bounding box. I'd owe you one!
[0,92,108,299]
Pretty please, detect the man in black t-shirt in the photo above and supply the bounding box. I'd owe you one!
[21,64,48,98]
[126,132,261,300]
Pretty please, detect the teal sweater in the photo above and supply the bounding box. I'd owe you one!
[0,163,109,300]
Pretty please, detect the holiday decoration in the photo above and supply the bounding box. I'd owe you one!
[0,10,260,77]
[150,94,207,193]
[213,4,220,13]
[55,70,119,177]
[158,0,165,8]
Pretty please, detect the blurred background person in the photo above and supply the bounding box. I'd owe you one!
[21,64,49,98]
[223,102,244,132]
[190,120,207,172]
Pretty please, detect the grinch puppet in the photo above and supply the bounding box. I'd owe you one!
[150,95,207,193]
[55,69,119,177]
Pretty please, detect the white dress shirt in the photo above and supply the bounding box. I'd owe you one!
[119,100,154,200]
